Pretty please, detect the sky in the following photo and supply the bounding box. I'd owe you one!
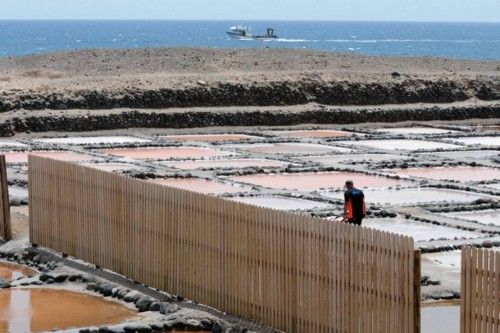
[1,0,499,22]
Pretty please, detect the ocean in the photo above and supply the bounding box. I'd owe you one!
[0,20,499,60]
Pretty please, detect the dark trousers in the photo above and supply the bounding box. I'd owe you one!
[347,218,363,226]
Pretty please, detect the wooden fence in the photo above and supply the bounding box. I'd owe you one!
[29,155,420,332]
[0,155,11,241]
[461,247,500,333]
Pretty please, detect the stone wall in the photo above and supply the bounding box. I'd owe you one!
[1,104,497,136]
[0,78,498,111]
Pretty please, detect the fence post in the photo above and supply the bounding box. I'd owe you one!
[0,155,11,241]
[414,250,421,333]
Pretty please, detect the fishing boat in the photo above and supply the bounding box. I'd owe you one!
[226,25,278,40]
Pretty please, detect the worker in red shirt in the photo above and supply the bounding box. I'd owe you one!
[343,180,366,226]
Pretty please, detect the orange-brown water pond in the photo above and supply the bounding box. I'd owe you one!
[0,262,35,280]
[0,288,137,332]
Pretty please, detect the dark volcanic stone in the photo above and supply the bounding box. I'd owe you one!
[135,296,152,312]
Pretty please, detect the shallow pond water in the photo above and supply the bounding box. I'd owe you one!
[149,178,249,194]
[417,150,500,160]
[299,154,407,165]
[33,136,151,145]
[271,129,354,138]
[0,288,136,332]
[4,151,97,164]
[161,134,260,142]
[229,196,331,210]
[161,158,289,170]
[424,250,462,270]
[448,136,500,147]
[442,210,500,226]
[226,143,352,155]
[375,127,458,135]
[84,162,142,172]
[0,262,35,280]
[327,188,496,205]
[358,217,479,242]
[231,171,409,191]
[0,141,27,148]
[386,166,500,182]
[343,139,461,151]
[421,303,460,333]
[99,147,234,160]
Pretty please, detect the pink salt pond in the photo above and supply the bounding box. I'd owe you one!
[299,154,406,165]
[4,151,96,164]
[98,147,234,160]
[272,129,354,138]
[161,134,260,142]
[231,171,408,191]
[228,143,351,155]
[149,178,248,194]
[387,166,500,182]
[160,158,289,170]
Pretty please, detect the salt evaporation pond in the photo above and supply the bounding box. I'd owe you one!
[0,141,27,148]
[421,304,460,333]
[417,150,500,160]
[149,178,249,194]
[3,151,97,164]
[360,217,478,242]
[33,136,151,145]
[84,162,142,172]
[226,143,352,155]
[0,288,136,332]
[161,134,261,142]
[0,262,35,280]
[271,129,354,138]
[230,196,331,210]
[424,250,462,270]
[448,136,500,147]
[327,188,496,205]
[231,171,409,191]
[161,158,289,170]
[483,183,500,190]
[342,139,461,151]
[299,154,407,165]
[387,166,500,182]
[442,210,500,226]
[99,147,234,160]
[376,127,458,135]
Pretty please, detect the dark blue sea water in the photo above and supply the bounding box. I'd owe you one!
[0,20,499,60]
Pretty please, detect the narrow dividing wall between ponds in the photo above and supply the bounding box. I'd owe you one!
[28,155,421,333]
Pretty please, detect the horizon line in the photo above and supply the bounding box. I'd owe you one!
[0,18,499,24]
